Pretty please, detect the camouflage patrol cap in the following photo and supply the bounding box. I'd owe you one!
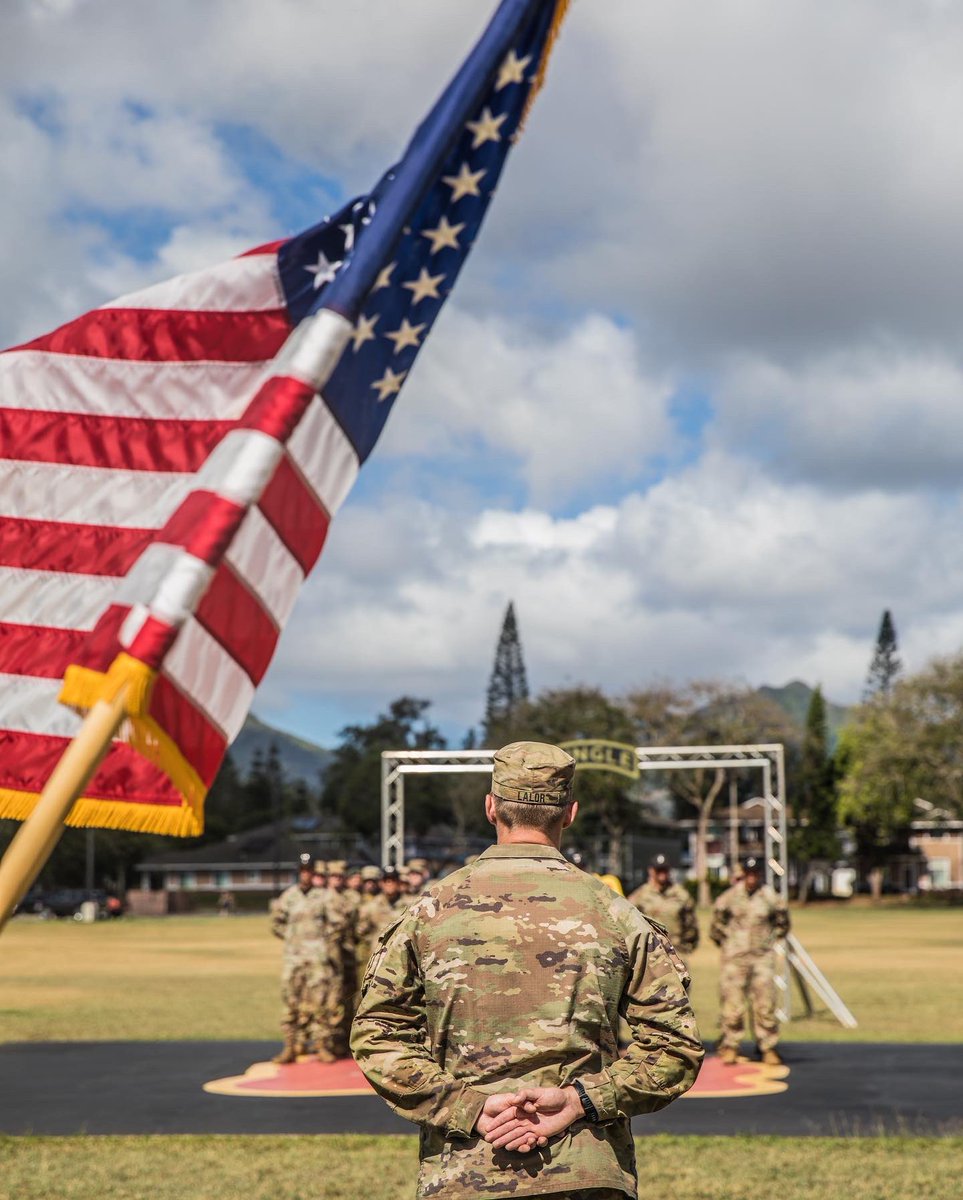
[312,860,327,874]
[407,858,428,872]
[360,865,382,882]
[327,859,347,874]
[491,741,576,806]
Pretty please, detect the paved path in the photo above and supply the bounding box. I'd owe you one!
[0,1042,960,1137]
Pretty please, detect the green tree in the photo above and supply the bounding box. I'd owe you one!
[484,602,529,743]
[839,651,963,892]
[625,681,798,907]
[322,697,448,834]
[509,685,638,874]
[864,609,902,699]
[791,686,839,901]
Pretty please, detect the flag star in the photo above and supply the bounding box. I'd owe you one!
[351,312,379,351]
[371,366,407,402]
[385,318,427,354]
[496,49,532,90]
[403,267,445,304]
[421,215,465,254]
[443,162,486,202]
[305,250,340,289]
[465,106,507,148]
[373,261,396,291]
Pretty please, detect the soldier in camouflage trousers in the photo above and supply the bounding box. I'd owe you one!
[321,859,360,1058]
[352,742,704,1200]
[710,856,790,1066]
[270,854,338,1064]
[626,853,699,967]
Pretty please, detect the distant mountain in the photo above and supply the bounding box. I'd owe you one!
[758,680,850,746]
[230,713,332,787]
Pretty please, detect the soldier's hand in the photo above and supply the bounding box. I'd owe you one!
[476,1094,547,1154]
[482,1086,582,1151]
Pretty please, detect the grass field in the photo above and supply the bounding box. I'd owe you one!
[2,905,961,1043]
[1,1135,961,1200]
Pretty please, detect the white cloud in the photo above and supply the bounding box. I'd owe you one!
[258,452,963,740]
[380,308,674,504]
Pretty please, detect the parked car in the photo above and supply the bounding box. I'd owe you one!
[33,888,108,919]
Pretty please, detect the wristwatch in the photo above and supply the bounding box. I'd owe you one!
[572,1079,600,1123]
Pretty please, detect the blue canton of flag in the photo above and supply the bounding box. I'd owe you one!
[276,2,559,465]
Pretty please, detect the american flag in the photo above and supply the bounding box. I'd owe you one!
[0,1,567,835]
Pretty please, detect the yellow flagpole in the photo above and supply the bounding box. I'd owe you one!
[0,683,129,934]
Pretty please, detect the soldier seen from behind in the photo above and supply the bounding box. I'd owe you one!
[710,855,791,1065]
[627,854,699,968]
[352,741,704,1200]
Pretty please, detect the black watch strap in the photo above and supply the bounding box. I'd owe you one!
[572,1079,600,1123]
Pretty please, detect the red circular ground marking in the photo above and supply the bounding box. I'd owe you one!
[203,1055,788,1100]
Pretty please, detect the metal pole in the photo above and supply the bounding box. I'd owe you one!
[728,776,739,877]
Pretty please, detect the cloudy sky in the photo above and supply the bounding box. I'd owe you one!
[5,0,963,748]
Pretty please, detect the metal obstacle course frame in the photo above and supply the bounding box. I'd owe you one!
[380,742,856,1027]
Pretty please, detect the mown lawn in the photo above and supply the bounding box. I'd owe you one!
[1,905,961,1043]
[1,1135,960,1200]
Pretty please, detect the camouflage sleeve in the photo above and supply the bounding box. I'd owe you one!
[772,896,790,938]
[577,921,704,1121]
[680,896,700,951]
[709,898,728,946]
[349,914,488,1138]
[269,895,287,940]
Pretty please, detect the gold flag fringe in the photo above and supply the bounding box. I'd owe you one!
[14,653,214,837]
[518,0,571,135]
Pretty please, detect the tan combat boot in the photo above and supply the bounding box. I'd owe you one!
[761,1049,783,1067]
[719,1047,738,1065]
[273,1038,298,1065]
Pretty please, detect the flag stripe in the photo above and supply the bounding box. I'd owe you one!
[0,728,182,804]
[0,568,119,630]
[0,675,83,737]
[0,623,87,678]
[0,518,150,576]
[13,308,291,364]
[0,406,233,473]
[162,619,254,742]
[224,505,304,630]
[1,460,192,528]
[0,352,265,421]
[103,255,284,313]
[258,455,330,574]
[149,675,227,788]
[287,395,360,515]
[196,564,279,685]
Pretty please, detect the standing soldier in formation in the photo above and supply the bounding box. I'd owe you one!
[355,866,408,980]
[352,742,703,1200]
[322,859,360,1058]
[270,853,336,1064]
[710,855,791,1066]
[627,854,699,967]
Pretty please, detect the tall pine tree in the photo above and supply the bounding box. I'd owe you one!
[864,609,902,699]
[484,602,529,742]
[792,685,839,900]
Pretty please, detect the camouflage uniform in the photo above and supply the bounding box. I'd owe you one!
[626,881,699,957]
[322,875,361,1057]
[352,844,703,1199]
[710,878,790,1054]
[355,891,406,978]
[270,882,337,1058]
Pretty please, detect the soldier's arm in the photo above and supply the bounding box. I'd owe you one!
[772,896,790,938]
[350,915,489,1138]
[708,898,728,946]
[269,895,287,939]
[575,921,704,1122]
[680,896,700,951]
